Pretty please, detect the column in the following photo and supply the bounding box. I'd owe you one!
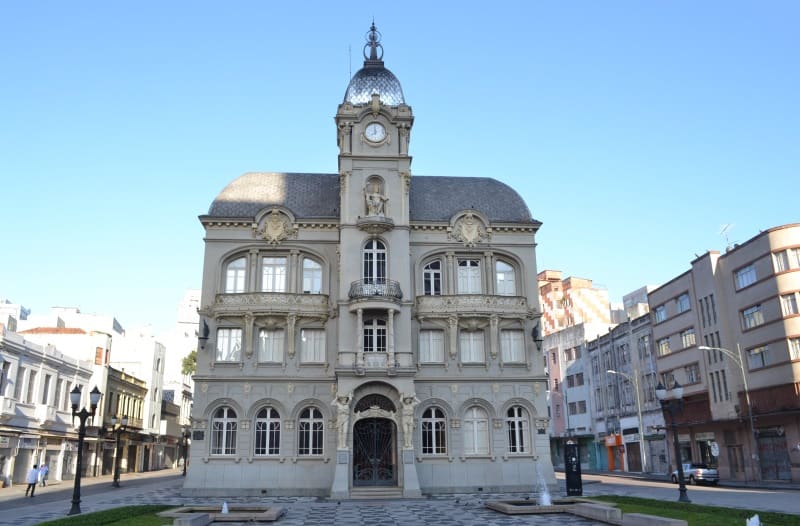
[357,309,364,366]
[489,315,499,359]
[448,316,459,359]
[248,249,259,291]
[289,250,300,293]
[484,251,494,295]
[445,252,455,294]
[387,309,395,369]
[286,314,297,359]
[244,313,254,359]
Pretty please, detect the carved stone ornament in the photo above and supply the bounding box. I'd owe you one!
[449,212,490,247]
[255,208,297,246]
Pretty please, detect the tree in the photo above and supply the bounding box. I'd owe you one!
[181,350,197,376]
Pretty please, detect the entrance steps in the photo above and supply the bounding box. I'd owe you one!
[349,487,404,500]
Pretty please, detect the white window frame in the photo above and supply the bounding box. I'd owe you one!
[459,330,485,363]
[735,264,757,290]
[421,407,447,455]
[684,363,701,384]
[225,257,247,293]
[741,305,765,330]
[258,328,284,363]
[495,261,516,296]
[463,406,489,455]
[215,328,242,362]
[297,407,324,456]
[789,338,800,361]
[680,328,696,349]
[419,329,444,363]
[423,260,442,296]
[211,406,237,455]
[363,318,387,353]
[747,345,769,369]
[780,293,799,316]
[506,406,530,454]
[657,337,671,357]
[363,239,387,283]
[300,329,325,363]
[654,305,667,323]
[500,329,525,363]
[302,258,323,294]
[261,257,287,292]
[457,259,481,294]
[254,407,281,456]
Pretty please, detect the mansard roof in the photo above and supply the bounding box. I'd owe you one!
[206,172,535,224]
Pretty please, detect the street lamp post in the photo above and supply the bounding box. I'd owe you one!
[656,381,690,503]
[68,385,102,516]
[608,369,648,473]
[698,345,759,480]
[110,415,128,488]
[182,426,191,476]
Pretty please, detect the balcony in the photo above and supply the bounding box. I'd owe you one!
[414,295,535,319]
[356,215,394,235]
[211,292,330,319]
[34,404,57,425]
[347,279,403,311]
[0,396,16,422]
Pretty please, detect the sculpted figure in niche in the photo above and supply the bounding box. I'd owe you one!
[332,391,353,449]
[400,393,420,449]
[365,181,387,217]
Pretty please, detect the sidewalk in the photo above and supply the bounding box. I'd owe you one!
[557,468,800,492]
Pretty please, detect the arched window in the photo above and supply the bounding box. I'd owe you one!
[211,406,237,455]
[225,257,247,293]
[421,407,447,455]
[463,406,489,455]
[363,240,386,284]
[363,318,387,353]
[495,261,516,296]
[254,407,280,456]
[457,259,481,293]
[506,406,530,454]
[261,257,287,292]
[423,260,442,296]
[303,258,323,294]
[298,407,324,455]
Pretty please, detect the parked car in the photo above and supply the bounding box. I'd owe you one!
[671,463,719,485]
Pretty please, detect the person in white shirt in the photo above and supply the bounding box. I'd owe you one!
[25,464,38,497]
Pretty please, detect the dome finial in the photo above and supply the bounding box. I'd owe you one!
[363,21,384,64]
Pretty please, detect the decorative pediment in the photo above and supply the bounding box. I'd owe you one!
[448,211,491,247]
[253,208,298,246]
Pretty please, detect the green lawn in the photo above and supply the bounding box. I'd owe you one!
[589,495,795,526]
[37,505,173,526]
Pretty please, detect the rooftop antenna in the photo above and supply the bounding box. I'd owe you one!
[348,44,352,79]
[719,223,734,250]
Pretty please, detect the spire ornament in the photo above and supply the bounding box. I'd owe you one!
[364,21,384,64]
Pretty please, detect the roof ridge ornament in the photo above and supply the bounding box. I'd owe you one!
[363,21,384,66]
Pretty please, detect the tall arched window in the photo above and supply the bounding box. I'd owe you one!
[254,407,281,456]
[421,407,447,455]
[298,407,324,455]
[495,261,516,296]
[211,406,237,455]
[225,257,247,293]
[423,260,442,296]
[506,405,530,454]
[463,406,489,455]
[363,318,387,353]
[303,258,323,294]
[363,240,386,284]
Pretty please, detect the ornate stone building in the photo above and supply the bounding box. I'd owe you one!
[184,25,554,497]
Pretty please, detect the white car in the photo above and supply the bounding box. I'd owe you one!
[671,462,719,485]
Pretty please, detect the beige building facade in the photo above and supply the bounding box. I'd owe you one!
[184,25,554,497]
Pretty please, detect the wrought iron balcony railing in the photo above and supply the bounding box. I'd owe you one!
[348,279,403,302]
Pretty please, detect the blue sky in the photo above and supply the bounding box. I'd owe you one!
[1,2,797,332]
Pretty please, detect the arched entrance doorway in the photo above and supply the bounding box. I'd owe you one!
[353,418,396,486]
[352,393,397,487]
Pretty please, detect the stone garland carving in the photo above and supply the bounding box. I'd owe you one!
[449,212,491,247]
[254,208,298,246]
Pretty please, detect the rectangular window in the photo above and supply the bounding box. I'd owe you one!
[595,388,604,411]
[300,329,325,363]
[568,402,577,415]
[721,370,730,400]
[258,329,285,363]
[709,373,718,403]
[261,257,287,292]
[566,375,575,388]
[26,370,37,404]
[657,338,671,357]
[780,293,799,316]
[302,259,322,294]
[577,400,587,414]
[457,260,481,294]
[735,264,757,290]
[423,261,442,296]
[710,294,717,323]
[790,338,800,360]
[774,250,790,272]
[654,305,667,323]
[41,374,52,405]
[575,373,584,386]
[13,367,25,401]
[55,378,63,410]
[215,328,242,362]
[747,345,770,369]
[699,298,707,327]
[500,330,525,363]
[680,328,696,349]
[684,363,700,384]
[676,293,690,313]
[459,331,485,362]
[419,330,444,363]
[741,305,765,330]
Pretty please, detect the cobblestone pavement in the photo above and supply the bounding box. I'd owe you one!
[0,471,606,526]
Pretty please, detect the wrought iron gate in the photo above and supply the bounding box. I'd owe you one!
[353,418,396,486]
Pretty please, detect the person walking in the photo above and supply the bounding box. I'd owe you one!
[39,463,49,486]
[25,464,38,497]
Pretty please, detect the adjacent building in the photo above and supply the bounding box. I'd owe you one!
[184,25,554,497]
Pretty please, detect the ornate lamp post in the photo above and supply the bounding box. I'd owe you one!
[110,415,128,488]
[182,425,191,476]
[608,369,648,473]
[656,381,690,503]
[68,385,102,516]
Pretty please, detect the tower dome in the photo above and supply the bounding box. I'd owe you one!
[343,23,405,106]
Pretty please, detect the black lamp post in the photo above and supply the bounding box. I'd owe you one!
[656,381,690,503]
[110,415,128,488]
[182,426,191,476]
[69,385,102,516]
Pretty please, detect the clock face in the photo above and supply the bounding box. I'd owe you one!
[364,122,386,142]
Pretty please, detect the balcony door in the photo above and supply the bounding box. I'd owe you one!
[363,240,386,284]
